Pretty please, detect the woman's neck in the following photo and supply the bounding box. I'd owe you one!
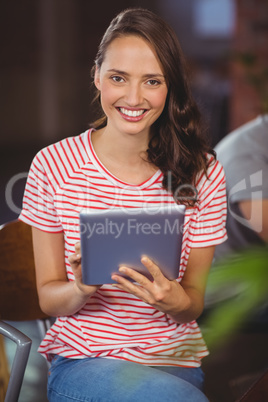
[92,127,150,167]
[91,127,158,184]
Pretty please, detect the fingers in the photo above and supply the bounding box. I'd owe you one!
[74,241,81,254]
[111,271,152,304]
[68,252,81,266]
[140,256,165,282]
[112,256,165,286]
[69,242,101,295]
[118,265,152,285]
[111,256,170,305]
[68,242,81,266]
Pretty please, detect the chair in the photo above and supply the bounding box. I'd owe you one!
[0,220,51,402]
[0,320,31,402]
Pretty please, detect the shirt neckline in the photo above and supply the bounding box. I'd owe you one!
[85,129,163,189]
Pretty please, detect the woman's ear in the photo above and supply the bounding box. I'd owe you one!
[94,66,101,90]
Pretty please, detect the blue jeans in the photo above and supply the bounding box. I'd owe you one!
[47,356,209,401]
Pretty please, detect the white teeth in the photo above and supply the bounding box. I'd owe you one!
[119,108,145,117]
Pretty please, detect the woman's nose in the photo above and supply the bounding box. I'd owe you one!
[125,83,143,106]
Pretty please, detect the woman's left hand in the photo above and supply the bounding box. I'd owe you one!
[111,256,190,317]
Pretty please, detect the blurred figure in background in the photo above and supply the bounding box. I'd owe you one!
[214,114,268,262]
[204,114,268,322]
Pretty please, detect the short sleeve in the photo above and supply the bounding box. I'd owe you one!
[189,160,228,248]
[19,151,63,232]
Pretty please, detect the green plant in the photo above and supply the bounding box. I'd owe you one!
[201,247,268,350]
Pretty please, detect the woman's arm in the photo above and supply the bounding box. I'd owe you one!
[111,246,215,323]
[171,246,215,322]
[32,228,100,317]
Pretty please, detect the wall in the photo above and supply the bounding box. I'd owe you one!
[0,0,157,148]
[230,0,268,129]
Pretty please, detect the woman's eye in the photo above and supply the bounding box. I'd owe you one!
[147,79,160,86]
[111,76,124,83]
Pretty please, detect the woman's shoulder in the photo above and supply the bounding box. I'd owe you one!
[205,153,225,178]
[196,153,225,191]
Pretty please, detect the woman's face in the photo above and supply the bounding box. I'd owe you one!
[94,35,168,139]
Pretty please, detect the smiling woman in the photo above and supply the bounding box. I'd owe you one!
[92,35,168,161]
[93,35,168,139]
[19,7,227,402]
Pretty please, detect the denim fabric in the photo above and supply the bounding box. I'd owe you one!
[47,356,208,401]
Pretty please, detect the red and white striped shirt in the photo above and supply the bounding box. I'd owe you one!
[19,129,227,366]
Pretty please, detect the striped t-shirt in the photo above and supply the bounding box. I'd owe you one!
[19,129,227,366]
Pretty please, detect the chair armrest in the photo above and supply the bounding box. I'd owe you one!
[0,320,32,402]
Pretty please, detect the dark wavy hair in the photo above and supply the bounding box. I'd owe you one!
[91,8,215,206]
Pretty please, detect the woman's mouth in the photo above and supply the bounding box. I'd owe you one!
[119,108,145,117]
[116,107,148,121]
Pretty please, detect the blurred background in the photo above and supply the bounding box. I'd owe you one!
[1,0,267,226]
[0,1,267,401]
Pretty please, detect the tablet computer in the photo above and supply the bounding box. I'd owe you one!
[80,205,185,285]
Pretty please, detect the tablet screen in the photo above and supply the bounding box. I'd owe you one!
[80,205,185,285]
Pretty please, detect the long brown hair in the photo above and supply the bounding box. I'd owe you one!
[91,8,215,206]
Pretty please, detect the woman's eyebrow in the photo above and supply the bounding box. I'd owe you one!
[107,69,127,75]
[107,69,165,79]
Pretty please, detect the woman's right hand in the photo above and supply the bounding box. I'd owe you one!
[68,241,102,296]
